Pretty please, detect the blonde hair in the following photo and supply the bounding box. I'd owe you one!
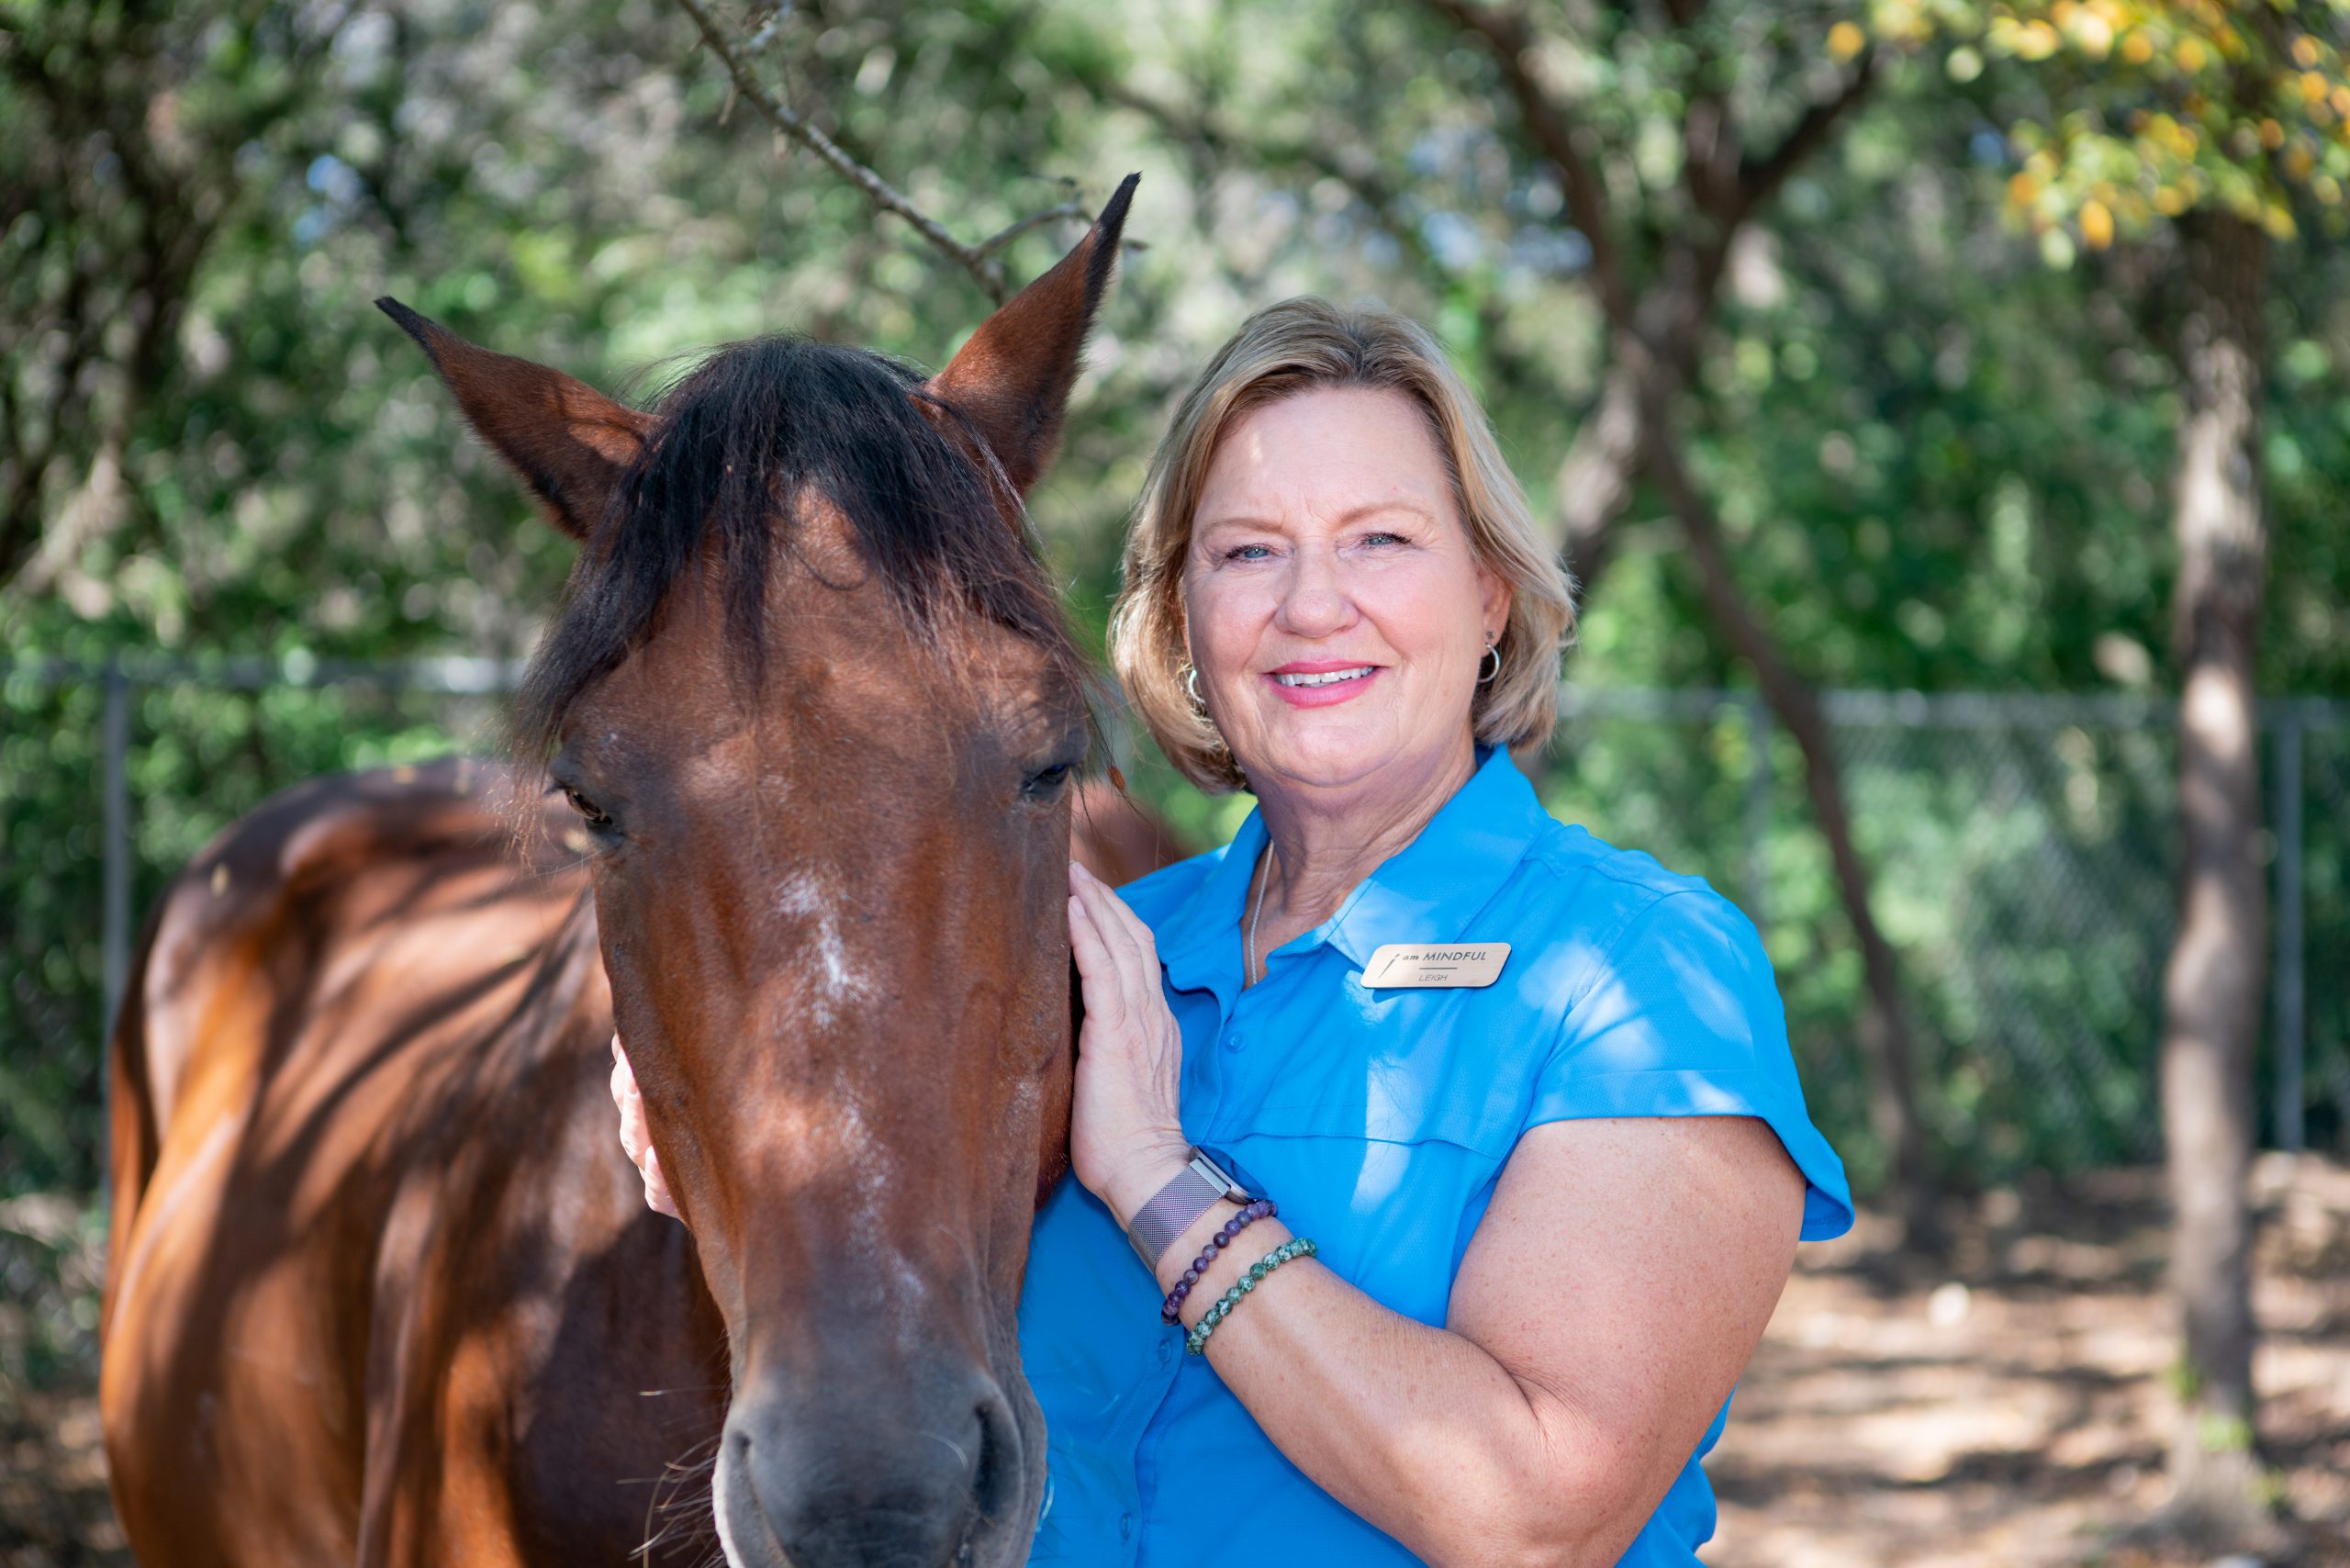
[1108,297,1578,793]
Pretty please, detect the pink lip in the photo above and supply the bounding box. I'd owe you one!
[1270,658,1378,674]
[1261,661,1383,709]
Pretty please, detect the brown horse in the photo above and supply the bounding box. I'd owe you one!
[99,177,1153,1568]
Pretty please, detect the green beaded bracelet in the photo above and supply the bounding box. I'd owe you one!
[1184,1236,1317,1354]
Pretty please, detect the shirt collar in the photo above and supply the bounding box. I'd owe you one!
[1158,742,1550,993]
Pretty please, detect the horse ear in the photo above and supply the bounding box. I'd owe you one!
[376,297,652,541]
[923,174,1139,498]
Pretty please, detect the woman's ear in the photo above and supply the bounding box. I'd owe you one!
[1479,561,1514,647]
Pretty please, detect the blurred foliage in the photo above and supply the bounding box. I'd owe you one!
[1881,0,2350,258]
[5,0,2350,1246]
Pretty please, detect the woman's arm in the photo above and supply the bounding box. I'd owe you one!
[1141,1115,1801,1568]
[1069,863,1806,1568]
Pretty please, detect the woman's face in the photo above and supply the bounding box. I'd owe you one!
[1182,385,1510,799]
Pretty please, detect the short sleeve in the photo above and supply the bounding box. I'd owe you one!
[1527,888,1855,1241]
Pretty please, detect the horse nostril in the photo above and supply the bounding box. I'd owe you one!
[969,1391,1020,1527]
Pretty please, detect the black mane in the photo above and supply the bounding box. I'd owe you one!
[508,335,1080,765]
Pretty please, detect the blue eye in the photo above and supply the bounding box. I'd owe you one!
[1363,531,1408,547]
[1224,543,1272,562]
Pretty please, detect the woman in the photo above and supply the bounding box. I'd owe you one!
[618,298,1852,1565]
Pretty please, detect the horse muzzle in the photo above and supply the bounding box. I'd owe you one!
[713,1357,1032,1568]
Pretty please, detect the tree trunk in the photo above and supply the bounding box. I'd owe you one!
[2153,206,2277,1549]
[1534,244,1947,1249]
[1550,336,1655,598]
[1648,438,1941,1249]
[1550,286,1718,602]
[1412,0,1930,1237]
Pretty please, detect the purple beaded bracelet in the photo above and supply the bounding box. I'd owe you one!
[1160,1198,1277,1325]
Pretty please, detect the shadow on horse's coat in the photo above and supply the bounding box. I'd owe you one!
[100,175,1152,1568]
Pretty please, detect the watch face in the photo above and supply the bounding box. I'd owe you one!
[1195,1145,1262,1205]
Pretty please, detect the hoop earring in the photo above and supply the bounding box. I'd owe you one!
[1183,664,1205,709]
[1476,640,1502,686]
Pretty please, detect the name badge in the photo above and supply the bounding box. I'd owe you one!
[1361,942,1511,990]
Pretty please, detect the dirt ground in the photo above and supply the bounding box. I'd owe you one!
[1707,1154,2350,1567]
[4,1157,2345,1567]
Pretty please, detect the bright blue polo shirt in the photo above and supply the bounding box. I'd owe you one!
[1018,741,1853,1565]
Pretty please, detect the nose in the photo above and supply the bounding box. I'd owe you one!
[718,1366,1025,1568]
[1273,539,1355,639]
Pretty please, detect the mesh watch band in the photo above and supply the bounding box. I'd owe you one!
[1126,1149,1248,1269]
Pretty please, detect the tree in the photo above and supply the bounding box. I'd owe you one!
[1952,0,2350,1544]
[1352,1,1946,1244]
[0,0,355,604]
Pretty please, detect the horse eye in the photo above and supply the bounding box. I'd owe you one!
[561,785,613,827]
[1022,762,1075,801]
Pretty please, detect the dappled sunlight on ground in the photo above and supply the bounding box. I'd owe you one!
[0,1387,119,1566]
[1705,1155,2350,1567]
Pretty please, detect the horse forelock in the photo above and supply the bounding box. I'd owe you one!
[503,334,1084,779]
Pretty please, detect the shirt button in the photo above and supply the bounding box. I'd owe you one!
[1224,1029,1247,1052]
[1118,1512,1135,1540]
[1157,1336,1175,1364]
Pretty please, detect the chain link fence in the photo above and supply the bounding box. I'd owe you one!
[5,660,2345,1204]
[2300,719,2350,1152]
[1542,687,2346,1190]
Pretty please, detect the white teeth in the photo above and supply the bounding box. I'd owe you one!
[1274,666,1374,688]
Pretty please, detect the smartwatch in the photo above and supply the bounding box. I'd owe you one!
[1126,1146,1261,1271]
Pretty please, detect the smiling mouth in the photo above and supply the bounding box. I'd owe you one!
[1271,666,1377,689]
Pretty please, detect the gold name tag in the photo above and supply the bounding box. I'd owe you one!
[1361,943,1511,989]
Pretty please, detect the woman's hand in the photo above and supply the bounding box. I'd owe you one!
[1066,860,1193,1226]
[610,1032,680,1220]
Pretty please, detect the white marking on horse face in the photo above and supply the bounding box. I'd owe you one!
[827,1084,933,1348]
[756,875,934,1344]
[772,872,877,1029]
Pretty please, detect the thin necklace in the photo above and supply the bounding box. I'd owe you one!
[1245,843,1274,987]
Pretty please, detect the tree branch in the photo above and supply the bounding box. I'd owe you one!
[974,199,1088,261]
[1728,50,1877,230]
[1419,0,1630,324]
[1672,4,1742,229]
[1652,42,1878,376]
[670,0,1083,304]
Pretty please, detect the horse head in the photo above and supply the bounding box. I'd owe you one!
[380,174,1136,1568]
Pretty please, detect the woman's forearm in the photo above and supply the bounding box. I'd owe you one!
[1140,1204,1642,1568]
